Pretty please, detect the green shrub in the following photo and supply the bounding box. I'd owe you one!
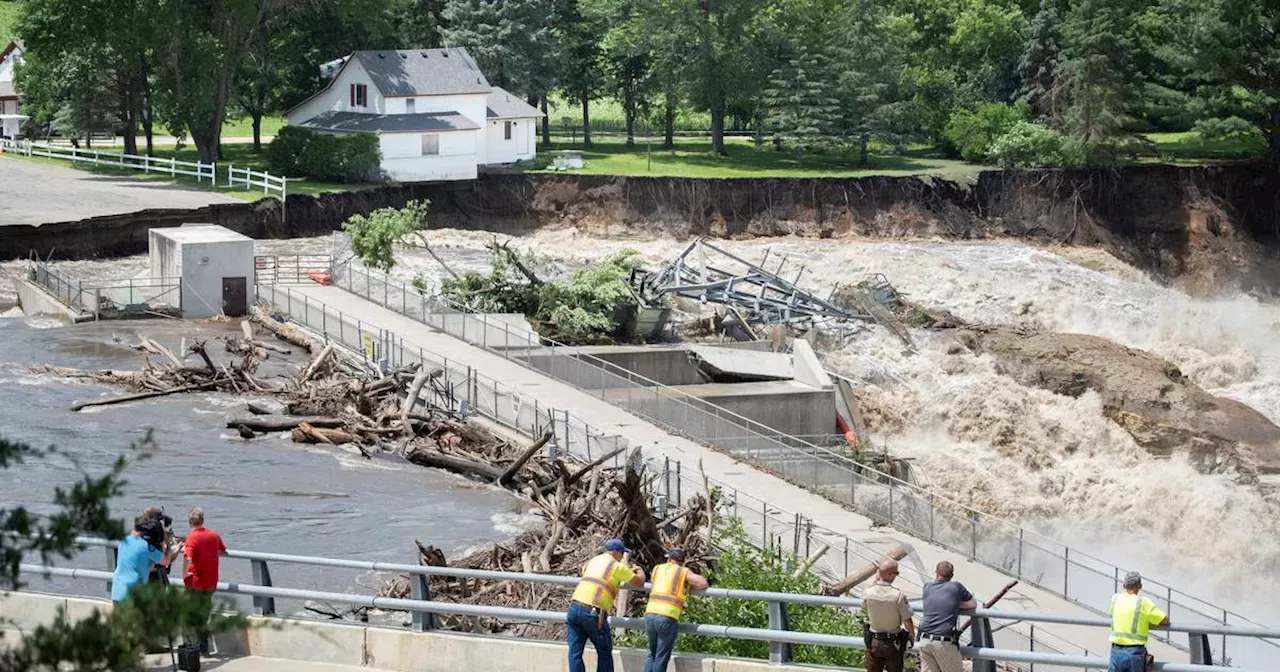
[267,126,383,182]
[988,121,1080,168]
[266,125,312,176]
[1192,117,1259,142]
[942,102,1028,162]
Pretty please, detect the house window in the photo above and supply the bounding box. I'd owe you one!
[422,133,439,156]
[504,121,512,140]
[349,83,368,108]
[405,98,415,114]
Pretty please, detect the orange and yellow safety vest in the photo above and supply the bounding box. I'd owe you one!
[571,554,624,611]
[645,562,691,620]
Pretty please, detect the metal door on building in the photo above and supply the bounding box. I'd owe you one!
[222,277,248,317]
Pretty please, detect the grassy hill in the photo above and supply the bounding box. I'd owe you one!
[0,1,21,44]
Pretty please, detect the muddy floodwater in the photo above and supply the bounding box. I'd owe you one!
[0,314,536,614]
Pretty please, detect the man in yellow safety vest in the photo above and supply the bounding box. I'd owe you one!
[1109,572,1169,672]
[568,539,647,672]
[643,547,709,672]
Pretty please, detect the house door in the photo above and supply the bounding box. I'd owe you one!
[221,277,247,317]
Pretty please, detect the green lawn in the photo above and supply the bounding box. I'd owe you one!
[0,1,20,44]
[1142,131,1266,162]
[530,137,986,181]
[221,115,289,139]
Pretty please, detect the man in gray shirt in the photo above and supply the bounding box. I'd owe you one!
[918,561,978,672]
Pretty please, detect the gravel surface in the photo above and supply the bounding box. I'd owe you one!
[0,156,240,226]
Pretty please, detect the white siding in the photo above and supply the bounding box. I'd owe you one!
[483,117,537,165]
[286,61,385,124]
[378,129,479,181]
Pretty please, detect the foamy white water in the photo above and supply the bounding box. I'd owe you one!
[388,229,1280,619]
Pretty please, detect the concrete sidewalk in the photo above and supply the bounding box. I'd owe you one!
[289,283,1181,660]
[143,655,395,672]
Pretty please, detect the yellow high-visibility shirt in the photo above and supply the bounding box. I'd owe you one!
[645,562,691,620]
[571,553,635,612]
[1109,592,1167,646]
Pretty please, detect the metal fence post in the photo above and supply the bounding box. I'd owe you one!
[410,573,436,631]
[1063,548,1069,597]
[250,559,276,615]
[767,600,792,664]
[103,545,117,598]
[969,615,996,672]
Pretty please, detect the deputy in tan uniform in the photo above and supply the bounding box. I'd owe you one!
[860,559,915,672]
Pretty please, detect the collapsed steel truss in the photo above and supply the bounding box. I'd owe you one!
[634,239,873,326]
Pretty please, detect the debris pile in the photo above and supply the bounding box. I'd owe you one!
[45,305,719,638]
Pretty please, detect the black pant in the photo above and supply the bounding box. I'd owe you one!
[864,637,905,672]
[185,589,215,653]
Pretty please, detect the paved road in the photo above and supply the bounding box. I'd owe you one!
[0,156,239,226]
[284,283,1185,663]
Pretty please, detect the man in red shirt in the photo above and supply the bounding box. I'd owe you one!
[183,508,226,654]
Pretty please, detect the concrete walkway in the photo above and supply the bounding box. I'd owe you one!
[288,284,1182,661]
[143,655,394,672]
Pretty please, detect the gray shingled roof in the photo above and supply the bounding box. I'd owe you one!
[486,86,543,119]
[354,48,490,97]
[297,111,480,134]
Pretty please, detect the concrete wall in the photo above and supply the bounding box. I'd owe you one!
[524,346,706,387]
[12,278,86,322]
[0,591,843,672]
[379,130,479,182]
[600,381,838,438]
[180,239,255,318]
[790,339,833,390]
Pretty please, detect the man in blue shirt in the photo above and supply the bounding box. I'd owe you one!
[917,561,978,672]
[111,514,179,603]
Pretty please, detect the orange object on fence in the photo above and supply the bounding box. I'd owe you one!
[307,270,333,285]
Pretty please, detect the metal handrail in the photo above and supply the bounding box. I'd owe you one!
[62,537,1280,640]
[11,565,1265,672]
[254,282,1097,663]
[332,263,1275,642]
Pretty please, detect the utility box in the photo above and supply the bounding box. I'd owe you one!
[148,225,255,318]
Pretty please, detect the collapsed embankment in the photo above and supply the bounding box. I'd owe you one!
[4,163,1279,293]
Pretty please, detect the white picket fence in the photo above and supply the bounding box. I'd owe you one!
[0,138,286,200]
[226,164,287,199]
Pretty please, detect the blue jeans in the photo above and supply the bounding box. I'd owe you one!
[567,602,613,672]
[644,614,679,672]
[1109,644,1147,672]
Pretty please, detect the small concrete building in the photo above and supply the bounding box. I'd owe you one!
[149,225,254,318]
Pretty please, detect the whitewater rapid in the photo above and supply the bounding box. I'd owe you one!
[380,228,1280,614]
[18,229,1279,617]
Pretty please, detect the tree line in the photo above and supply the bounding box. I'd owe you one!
[12,0,1280,165]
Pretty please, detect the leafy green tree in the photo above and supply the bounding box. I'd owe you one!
[150,0,280,163]
[0,434,244,672]
[598,0,653,146]
[987,119,1077,166]
[1191,0,1280,161]
[343,200,432,273]
[555,0,608,146]
[943,101,1027,161]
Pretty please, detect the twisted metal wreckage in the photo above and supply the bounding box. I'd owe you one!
[630,238,919,347]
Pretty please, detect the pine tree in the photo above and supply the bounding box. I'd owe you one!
[1019,0,1066,124]
[1058,0,1150,145]
[762,44,840,155]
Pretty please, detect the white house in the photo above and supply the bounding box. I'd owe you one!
[0,41,27,140]
[284,48,542,182]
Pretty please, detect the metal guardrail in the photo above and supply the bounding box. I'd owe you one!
[14,563,1268,672]
[30,262,182,318]
[254,282,1096,665]
[330,262,1277,660]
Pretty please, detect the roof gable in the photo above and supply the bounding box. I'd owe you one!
[486,86,543,119]
[355,48,491,97]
